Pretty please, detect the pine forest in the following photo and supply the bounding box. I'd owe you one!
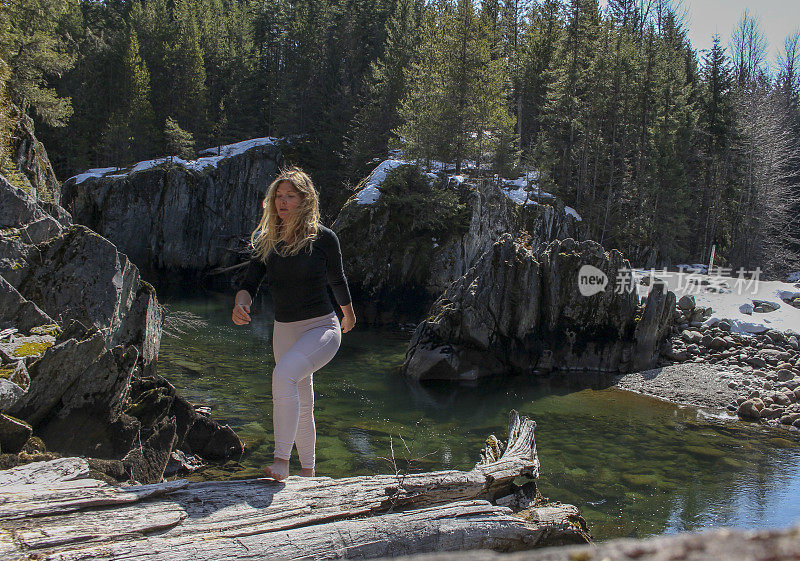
[2,0,799,275]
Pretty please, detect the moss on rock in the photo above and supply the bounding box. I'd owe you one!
[30,323,61,337]
[12,339,54,357]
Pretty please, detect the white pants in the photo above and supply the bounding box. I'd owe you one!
[271,311,341,467]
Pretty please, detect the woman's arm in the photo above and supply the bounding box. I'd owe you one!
[324,228,356,333]
[340,302,356,333]
[232,290,252,325]
[232,257,266,325]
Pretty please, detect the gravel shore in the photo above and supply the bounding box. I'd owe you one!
[612,363,742,412]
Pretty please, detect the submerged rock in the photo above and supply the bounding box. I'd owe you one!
[403,235,674,381]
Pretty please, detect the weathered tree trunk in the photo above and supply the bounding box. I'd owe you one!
[0,411,589,560]
[384,525,800,561]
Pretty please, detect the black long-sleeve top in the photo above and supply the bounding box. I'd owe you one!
[236,225,352,322]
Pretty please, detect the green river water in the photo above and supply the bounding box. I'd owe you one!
[157,290,800,542]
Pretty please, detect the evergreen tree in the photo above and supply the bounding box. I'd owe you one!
[396,0,515,173]
[1,0,79,126]
[168,0,209,138]
[543,0,601,206]
[164,116,195,161]
[518,0,562,153]
[693,35,736,260]
[120,28,156,161]
[644,11,696,263]
[197,0,255,145]
[346,0,422,174]
[101,111,133,168]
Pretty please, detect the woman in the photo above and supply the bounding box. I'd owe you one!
[232,167,355,480]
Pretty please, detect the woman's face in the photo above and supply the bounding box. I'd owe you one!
[274,181,303,220]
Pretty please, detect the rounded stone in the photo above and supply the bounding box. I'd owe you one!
[773,393,792,406]
[678,295,696,311]
[780,413,800,425]
[761,407,783,420]
[737,399,763,420]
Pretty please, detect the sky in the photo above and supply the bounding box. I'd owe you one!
[683,0,800,66]
[680,0,799,68]
[598,0,800,72]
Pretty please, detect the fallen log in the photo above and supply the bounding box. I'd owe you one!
[383,525,800,561]
[0,410,589,560]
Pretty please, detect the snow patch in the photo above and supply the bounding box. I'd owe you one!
[71,168,118,185]
[677,264,709,274]
[565,206,582,221]
[355,185,381,205]
[354,159,409,205]
[499,173,554,207]
[354,158,445,205]
[197,137,276,159]
[502,186,538,206]
[787,271,800,283]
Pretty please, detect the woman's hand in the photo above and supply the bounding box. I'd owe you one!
[233,291,252,325]
[340,303,356,333]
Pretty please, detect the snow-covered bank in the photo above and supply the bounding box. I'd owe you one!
[68,138,279,185]
[635,270,800,334]
[353,158,582,221]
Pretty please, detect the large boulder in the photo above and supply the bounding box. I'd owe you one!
[61,139,283,278]
[403,235,674,381]
[0,174,242,481]
[334,162,580,324]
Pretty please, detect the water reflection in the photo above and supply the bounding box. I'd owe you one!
[158,290,800,541]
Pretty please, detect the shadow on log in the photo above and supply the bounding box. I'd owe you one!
[0,411,589,560]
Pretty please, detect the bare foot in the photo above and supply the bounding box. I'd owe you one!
[264,457,290,480]
[299,467,315,477]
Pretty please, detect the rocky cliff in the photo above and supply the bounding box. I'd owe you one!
[1,176,243,482]
[334,162,580,324]
[8,105,62,205]
[402,235,675,381]
[61,139,284,279]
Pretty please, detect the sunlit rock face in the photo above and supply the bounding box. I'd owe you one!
[334,162,580,325]
[402,235,675,381]
[11,107,62,206]
[61,139,284,278]
[1,175,243,482]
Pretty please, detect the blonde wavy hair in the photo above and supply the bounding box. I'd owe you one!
[250,167,321,259]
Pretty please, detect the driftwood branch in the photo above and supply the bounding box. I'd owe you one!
[203,261,249,277]
[0,410,587,560]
